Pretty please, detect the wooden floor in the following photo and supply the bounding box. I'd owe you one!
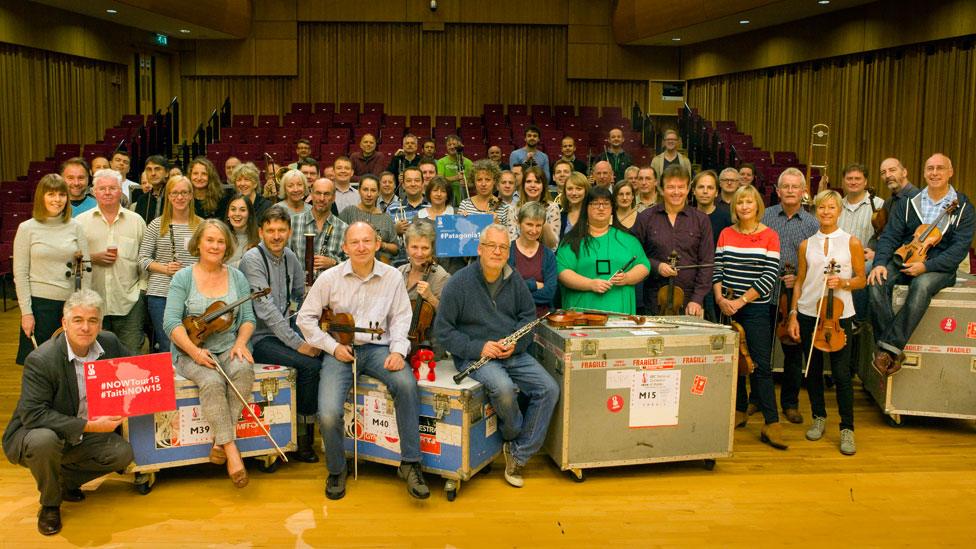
[0,302,974,547]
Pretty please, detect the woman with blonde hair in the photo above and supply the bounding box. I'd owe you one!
[139,175,202,352]
[13,174,89,364]
[559,172,591,238]
[509,166,560,248]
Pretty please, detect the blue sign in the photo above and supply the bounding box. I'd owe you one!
[435,214,494,257]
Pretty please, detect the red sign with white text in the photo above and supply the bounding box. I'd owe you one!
[84,352,177,419]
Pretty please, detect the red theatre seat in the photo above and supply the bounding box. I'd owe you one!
[508,104,527,117]
[291,102,311,115]
[283,113,308,128]
[232,115,254,128]
[257,115,280,128]
[314,102,335,114]
[339,102,359,116]
[363,103,384,116]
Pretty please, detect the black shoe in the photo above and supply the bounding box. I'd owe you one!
[294,424,320,463]
[37,506,61,536]
[325,471,346,500]
[398,462,430,500]
[61,487,85,503]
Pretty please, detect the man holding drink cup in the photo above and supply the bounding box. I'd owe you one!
[76,169,148,352]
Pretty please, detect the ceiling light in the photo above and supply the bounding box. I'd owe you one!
[179,29,191,34]
[739,20,750,24]
[671,37,681,42]
[106,9,117,14]
[818,0,830,4]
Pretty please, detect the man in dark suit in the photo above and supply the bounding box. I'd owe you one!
[3,289,134,536]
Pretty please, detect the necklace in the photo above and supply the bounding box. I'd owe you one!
[739,223,760,235]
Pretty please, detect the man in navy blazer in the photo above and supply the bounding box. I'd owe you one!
[3,289,134,536]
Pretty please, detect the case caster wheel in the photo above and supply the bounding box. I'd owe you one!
[257,456,281,473]
[444,480,458,501]
[134,472,155,495]
[703,459,716,471]
[570,468,585,482]
[480,463,492,475]
[884,414,903,427]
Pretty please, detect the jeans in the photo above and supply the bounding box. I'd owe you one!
[735,303,779,424]
[102,295,146,353]
[146,295,170,353]
[868,262,956,355]
[798,314,854,430]
[464,352,559,466]
[779,340,805,411]
[317,344,421,475]
[253,336,322,416]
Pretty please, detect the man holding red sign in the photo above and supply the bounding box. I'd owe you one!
[3,290,134,536]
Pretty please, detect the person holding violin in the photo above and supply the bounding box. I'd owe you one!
[398,223,450,357]
[557,186,650,315]
[714,184,786,449]
[457,159,511,228]
[435,224,559,488]
[868,153,975,375]
[630,165,713,317]
[163,219,256,488]
[297,222,428,501]
[509,202,558,317]
[760,168,819,424]
[240,206,322,463]
[787,190,866,455]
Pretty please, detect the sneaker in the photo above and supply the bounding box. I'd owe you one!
[398,462,430,499]
[806,417,826,441]
[503,442,524,488]
[325,471,346,500]
[840,429,856,455]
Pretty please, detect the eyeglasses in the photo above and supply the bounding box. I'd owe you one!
[589,201,613,209]
[479,243,508,254]
[168,191,191,197]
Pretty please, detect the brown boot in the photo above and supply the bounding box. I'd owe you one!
[872,351,893,377]
[735,411,748,428]
[782,408,803,424]
[760,422,789,450]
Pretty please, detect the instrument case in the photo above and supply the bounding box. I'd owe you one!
[861,275,976,425]
[123,363,296,493]
[343,359,502,501]
[533,317,737,480]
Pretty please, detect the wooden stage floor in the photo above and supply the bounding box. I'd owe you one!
[0,305,974,547]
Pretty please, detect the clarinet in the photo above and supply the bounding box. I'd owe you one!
[453,313,550,383]
[304,233,315,287]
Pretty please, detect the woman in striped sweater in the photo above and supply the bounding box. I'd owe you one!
[713,185,787,449]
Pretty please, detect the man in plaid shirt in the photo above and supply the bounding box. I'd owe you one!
[289,177,348,282]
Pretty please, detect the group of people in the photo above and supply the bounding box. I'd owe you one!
[6,124,971,536]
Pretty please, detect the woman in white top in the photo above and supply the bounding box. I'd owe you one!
[416,176,455,221]
[224,193,260,268]
[13,174,89,364]
[508,166,560,248]
[787,189,865,456]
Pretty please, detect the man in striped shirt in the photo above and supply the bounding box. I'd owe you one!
[761,168,819,424]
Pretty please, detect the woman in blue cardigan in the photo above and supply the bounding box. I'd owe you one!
[508,201,557,317]
[164,219,256,488]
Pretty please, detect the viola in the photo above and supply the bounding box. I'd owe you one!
[546,310,609,328]
[894,199,959,268]
[657,251,684,316]
[64,251,91,291]
[319,307,385,345]
[721,287,755,377]
[408,262,436,356]
[183,288,271,346]
[776,262,799,344]
[868,188,888,242]
[812,260,846,353]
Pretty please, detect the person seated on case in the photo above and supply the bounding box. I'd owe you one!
[3,290,134,536]
[297,222,429,501]
[240,206,323,463]
[435,224,559,488]
[867,153,975,375]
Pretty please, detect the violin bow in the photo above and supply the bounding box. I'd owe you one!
[207,351,288,462]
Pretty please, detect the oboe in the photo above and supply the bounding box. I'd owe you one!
[453,313,551,383]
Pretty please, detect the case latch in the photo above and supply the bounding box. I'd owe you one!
[646,337,664,356]
[433,394,451,419]
[260,377,279,401]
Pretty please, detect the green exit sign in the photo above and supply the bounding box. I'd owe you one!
[154,33,168,46]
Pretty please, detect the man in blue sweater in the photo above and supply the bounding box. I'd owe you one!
[868,153,975,375]
[434,224,559,487]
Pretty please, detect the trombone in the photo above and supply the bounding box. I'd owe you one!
[804,123,830,209]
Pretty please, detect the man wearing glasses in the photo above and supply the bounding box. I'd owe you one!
[435,224,559,488]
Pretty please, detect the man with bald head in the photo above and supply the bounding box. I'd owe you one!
[288,177,348,278]
[591,160,615,190]
[868,153,975,375]
[298,222,428,501]
[879,158,920,222]
[350,133,386,182]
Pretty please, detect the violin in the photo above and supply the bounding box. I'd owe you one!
[657,251,684,316]
[868,188,887,243]
[776,262,799,344]
[183,288,271,346]
[812,260,846,353]
[64,251,91,291]
[319,307,385,345]
[894,199,959,268]
[720,287,755,377]
[408,262,436,355]
[547,310,609,328]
